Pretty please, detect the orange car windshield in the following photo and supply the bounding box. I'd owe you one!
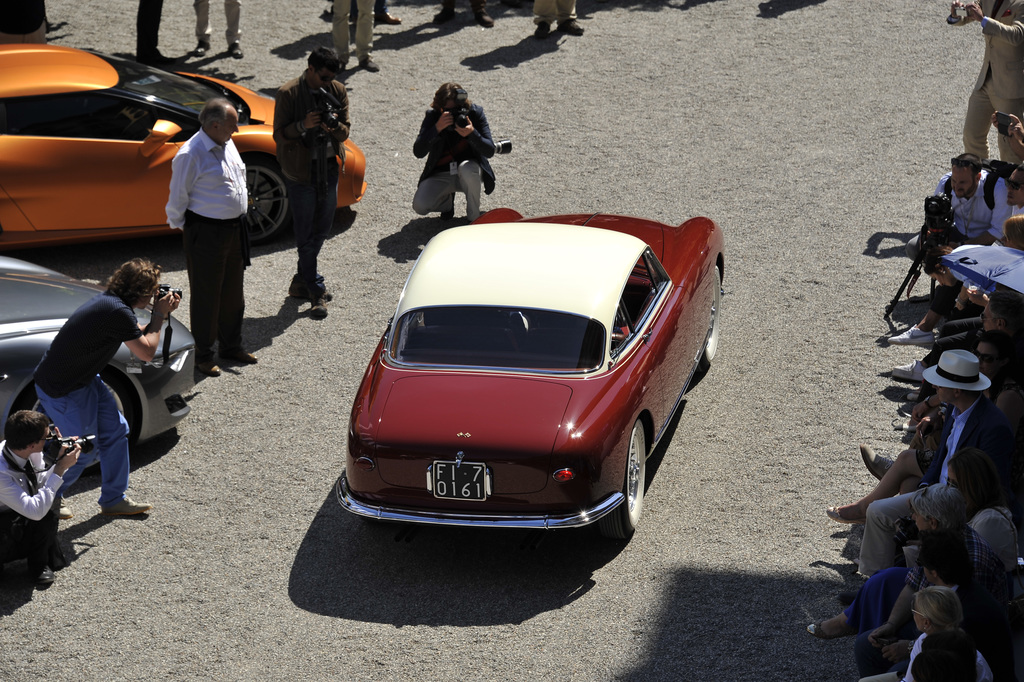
[99,52,245,119]
[389,306,605,372]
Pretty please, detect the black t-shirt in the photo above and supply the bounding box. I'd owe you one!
[34,291,142,398]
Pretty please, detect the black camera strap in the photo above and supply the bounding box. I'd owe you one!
[162,313,173,366]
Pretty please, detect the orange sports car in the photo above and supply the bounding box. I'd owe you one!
[0,44,366,250]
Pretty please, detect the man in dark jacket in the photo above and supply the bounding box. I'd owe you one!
[413,83,495,222]
[859,349,1014,576]
[273,47,350,320]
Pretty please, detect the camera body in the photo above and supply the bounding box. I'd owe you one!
[447,88,471,128]
[158,283,183,297]
[314,87,344,131]
[42,434,96,467]
[892,514,919,549]
[921,193,955,250]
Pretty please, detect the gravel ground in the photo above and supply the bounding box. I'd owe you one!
[0,1,1006,680]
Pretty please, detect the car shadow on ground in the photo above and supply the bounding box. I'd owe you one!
[288,489,625,626]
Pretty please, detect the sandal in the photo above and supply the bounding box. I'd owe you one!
[826,505,865,524]
[806,619,854,640]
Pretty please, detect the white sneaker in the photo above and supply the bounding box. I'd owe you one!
[889,326,934,346]
[892,360,925,382]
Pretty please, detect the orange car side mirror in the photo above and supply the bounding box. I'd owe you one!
[139,120,182,158]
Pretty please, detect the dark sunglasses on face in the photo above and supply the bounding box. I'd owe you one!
[973,352,998,363]
[1008,178,1024,191]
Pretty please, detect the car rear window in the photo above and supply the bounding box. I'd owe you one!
[388,306,605,372]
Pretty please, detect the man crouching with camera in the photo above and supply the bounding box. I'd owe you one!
[0,411,81,585]
[413,83,501,222]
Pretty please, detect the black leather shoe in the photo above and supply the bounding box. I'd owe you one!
[534,21,550,38]
[35,567,55,586]
[556,19,584,35]
[433,7,455,23]
[440,209,455,220]
[193,41,210,57]
[137,51,176,66]
[228,42,243,59]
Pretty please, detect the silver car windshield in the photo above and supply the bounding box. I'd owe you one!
[389,306,605,371]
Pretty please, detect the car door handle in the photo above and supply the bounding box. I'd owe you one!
[642,330,652,344]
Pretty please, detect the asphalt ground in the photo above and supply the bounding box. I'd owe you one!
[0,1,1014,680]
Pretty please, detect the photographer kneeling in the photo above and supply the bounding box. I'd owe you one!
[0,411,80,585]
[413,83,497,222]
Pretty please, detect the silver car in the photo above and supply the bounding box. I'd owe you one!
[0,256,195,443]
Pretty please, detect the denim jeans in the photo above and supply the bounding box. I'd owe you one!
[287,162,339,298]
[36,376,131,508]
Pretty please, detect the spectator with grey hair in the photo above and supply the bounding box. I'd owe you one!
[167,97,257,378]
[858,350,1014,579]
[852,490,1008,679]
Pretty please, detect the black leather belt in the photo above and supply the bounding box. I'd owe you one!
[185,209,244,227]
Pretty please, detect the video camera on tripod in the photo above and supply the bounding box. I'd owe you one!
[883,193,955,318]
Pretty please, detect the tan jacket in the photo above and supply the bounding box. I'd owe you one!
[957,0,1024,99]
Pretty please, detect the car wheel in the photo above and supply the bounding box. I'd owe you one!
[244,156,291,244]
[598,419,646,540]
[697,265,722,373]
[9,372,139,446]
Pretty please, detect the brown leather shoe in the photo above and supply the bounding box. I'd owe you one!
[374,11,401,24]
[860,444,893,481]
[197,361,221,377]
[474,10,494,27]
[221,350,257,364]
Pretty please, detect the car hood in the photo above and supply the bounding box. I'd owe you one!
[374,374,573,493]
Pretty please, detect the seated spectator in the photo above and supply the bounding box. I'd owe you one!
[892,247,983,383]
[907,648,978,682]
[899,587,992,682]
[948,448,1018,572]
[854,528,1012,680]
[892,155,1010,348]
[829,335,1018,525]
[910,628,993,682]
[856,351,1014,578]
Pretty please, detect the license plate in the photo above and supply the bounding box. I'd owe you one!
[430,460,490,501]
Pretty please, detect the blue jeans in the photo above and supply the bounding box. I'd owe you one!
[36,376,131,508]
[287,162,339,298]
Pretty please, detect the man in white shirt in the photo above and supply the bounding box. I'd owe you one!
[167,98,256,378]
[0,411,79,586]
[892,154,1011,347]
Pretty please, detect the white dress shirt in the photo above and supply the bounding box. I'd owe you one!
[0,442,63,521]
[166,128,248,228]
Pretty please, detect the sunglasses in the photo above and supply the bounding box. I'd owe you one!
[973,352,998,363]
[1008,178,1024,191]
[951,158,980,170]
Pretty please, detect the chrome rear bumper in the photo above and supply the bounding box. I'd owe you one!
[336,474,623,529]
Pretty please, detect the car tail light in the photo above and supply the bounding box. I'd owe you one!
[354,457,375,471]
[552,468,574,483]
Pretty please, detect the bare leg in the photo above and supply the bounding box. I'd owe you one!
[834,449,923,518]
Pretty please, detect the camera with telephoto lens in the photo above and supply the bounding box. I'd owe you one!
[892,515,919,549]
[158,283,182,297]
[42,434,96,467]
[315,87,344,131]
[921,193,954,250]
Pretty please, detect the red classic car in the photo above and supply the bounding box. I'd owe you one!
[337,210,724,539]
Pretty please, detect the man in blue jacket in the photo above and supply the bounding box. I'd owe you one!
[412,83,495,222]
[858,349,1014,576]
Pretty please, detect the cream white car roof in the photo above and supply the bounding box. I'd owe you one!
[396,223,649,330]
